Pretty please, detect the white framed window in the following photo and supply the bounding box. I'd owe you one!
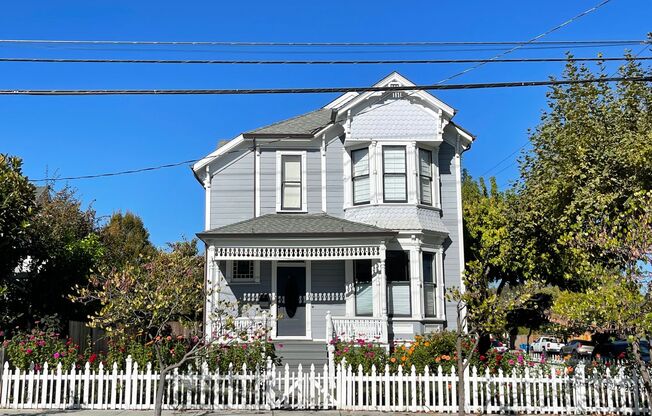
[351,147,370,205]
[418,148,433,206]
[422,251,436,317]
[276,151,307,212]
[382,146,407,203]
[226,260,260,283]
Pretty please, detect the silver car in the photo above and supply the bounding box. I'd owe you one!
[560,339,595,356]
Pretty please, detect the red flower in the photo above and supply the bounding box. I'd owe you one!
[479,355,486,361]
[89,354,98,364]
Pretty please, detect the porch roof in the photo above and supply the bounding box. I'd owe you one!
[198,213,396,239]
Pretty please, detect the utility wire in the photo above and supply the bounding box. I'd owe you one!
[27,74,652,182]
[0,39,646,47]
[1,56,650,65]
[436,0,616,84]
[3,75,650,96]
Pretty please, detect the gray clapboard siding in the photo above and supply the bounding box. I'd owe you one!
[219,261,272,317]
[259,149,276,215]
[310,260,346,339]
[210,150,255,229]
[438,140,462,329]
[326,137,344,217]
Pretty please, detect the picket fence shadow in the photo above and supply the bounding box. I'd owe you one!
[0,356,649,414]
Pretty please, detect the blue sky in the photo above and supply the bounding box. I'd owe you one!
[2,1,650,246]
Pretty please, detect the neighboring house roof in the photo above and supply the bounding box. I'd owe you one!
[242,108,335,139]
[34,186,48,200]
[198,213,396,238]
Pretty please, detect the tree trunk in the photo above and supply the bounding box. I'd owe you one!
[457,333,466,416]
[154,367,168,416]
[631,340,652,407]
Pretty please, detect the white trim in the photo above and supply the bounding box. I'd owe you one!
[320,135,327,212]
[203,166,211,230]
[324,91,359,109]
[407,143,417,204]
[276,150,308,213]
[335,72,455,118]
[306,260,312,339]
[254,145,261,217]
[342,145,352,207]
[271,260,278,337]
[193,134,245,172]
[213,245,382,261]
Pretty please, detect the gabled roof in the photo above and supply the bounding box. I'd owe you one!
[242,108,335,139]
[197,213,396,238]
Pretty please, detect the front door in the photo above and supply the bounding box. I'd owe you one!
[276,265,306,337]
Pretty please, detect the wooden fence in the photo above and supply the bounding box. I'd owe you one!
[0,356,649,414]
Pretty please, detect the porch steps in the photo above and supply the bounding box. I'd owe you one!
[273,341,328,370]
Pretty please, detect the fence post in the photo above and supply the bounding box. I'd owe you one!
[54,363,62,408]
[325,311,333,342]
[1,362,9,407]
[227,362,234,407]
[110,362,118,409]
[11,367,20,409]
[41,362,49,408]
[68,363,76,408]
[124,356,132,409]
[265,356,272,409]
[575,363,585,414]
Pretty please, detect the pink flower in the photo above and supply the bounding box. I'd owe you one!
[508,359,515,365]
[26,348,33,355]
[53,352,60,359]
[278,344,284,348]
[517,355,524,364]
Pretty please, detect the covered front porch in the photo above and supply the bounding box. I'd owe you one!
[199,213,401,345]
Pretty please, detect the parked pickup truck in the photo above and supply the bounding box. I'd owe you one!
[531,336,564,354]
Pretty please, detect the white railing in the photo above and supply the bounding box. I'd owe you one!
[0,357,649,413]
[528,351,626,367]
[215,313,271,342]
[325,312,388,344]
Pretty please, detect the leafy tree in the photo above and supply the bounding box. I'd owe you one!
[518,56,652,400]
[99,211,156,267]
[0,155,37,325]
[74,239,224,416]
[17,186,103,328]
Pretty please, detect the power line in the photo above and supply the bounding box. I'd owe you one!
[3,75,650,96]
[436,0,617,85]
[1,56,650,65]
[0,38,647,47]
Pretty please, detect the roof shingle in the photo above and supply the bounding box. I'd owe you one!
[198,213,395,237]
[242,108,334,138]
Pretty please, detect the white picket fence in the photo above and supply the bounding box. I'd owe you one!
[0,356,649,414]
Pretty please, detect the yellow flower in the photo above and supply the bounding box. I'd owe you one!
[424,342,431,347]
[401,356,407,362]
[435,357,441,363]
[390,357,397,363]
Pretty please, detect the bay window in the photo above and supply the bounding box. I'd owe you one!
[382,146,407,203]
[351,148,370,205]
[419,148,433,205]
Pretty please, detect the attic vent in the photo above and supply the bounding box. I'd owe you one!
[388,82,402,99]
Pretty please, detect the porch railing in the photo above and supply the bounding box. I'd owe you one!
[216,313,271,341]
[325,312,388,344]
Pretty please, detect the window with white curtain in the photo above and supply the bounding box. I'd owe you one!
[351,148,370,205]
[281,154,302,210]
[386,250,411,317]
[419,148,433,205]
[382,146,407,203]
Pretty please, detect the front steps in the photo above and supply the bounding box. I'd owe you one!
[273,340,328,370]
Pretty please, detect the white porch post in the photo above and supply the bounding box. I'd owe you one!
[344,260,355,316]
[410,239,423,320]
[204,245,216,341]
[378,242,388,318]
